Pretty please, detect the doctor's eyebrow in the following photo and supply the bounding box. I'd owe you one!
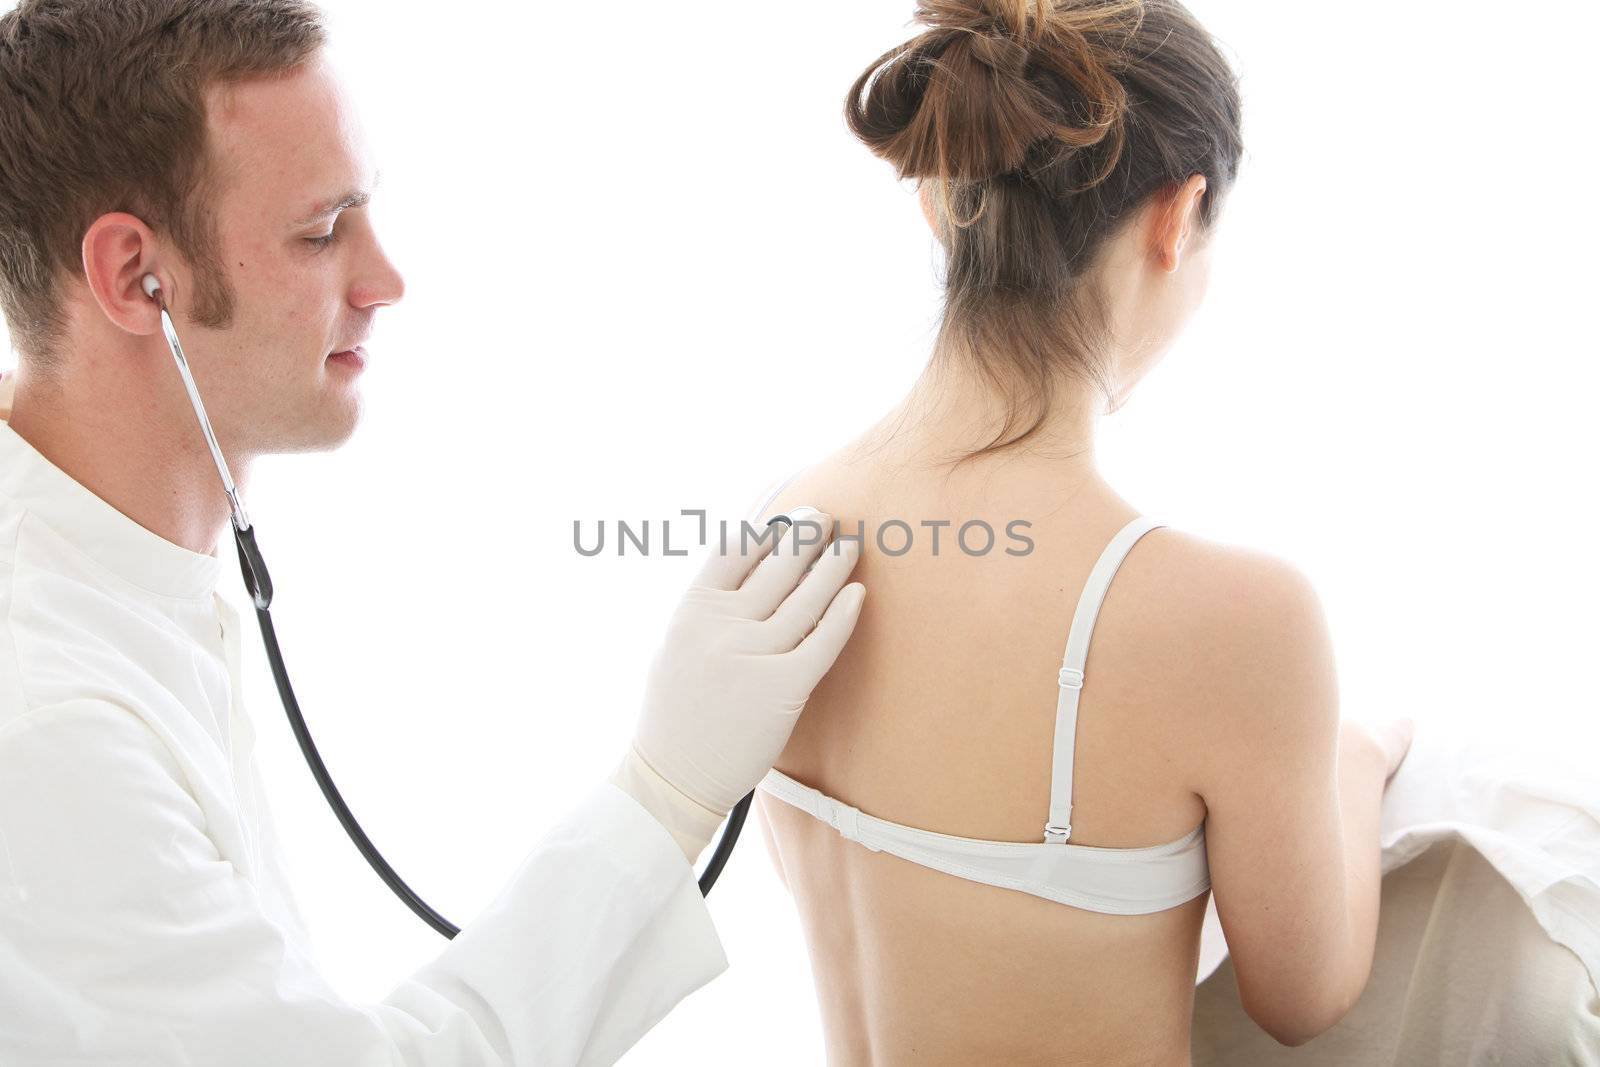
[291,170,381,227]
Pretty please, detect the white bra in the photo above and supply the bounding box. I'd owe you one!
[752,474,1210,915]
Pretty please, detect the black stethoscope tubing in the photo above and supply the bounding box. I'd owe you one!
[146,273,752,941]
[236,518,755,940]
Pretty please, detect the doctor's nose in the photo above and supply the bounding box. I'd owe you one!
[373,251,404,307]
[352,235,405,309]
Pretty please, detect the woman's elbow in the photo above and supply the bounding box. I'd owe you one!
[1259,1018,1322,1049]
[1243,978,1364,1048]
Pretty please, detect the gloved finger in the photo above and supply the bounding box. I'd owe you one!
[781,579,866,681]
[763,535,862,651]
[690,513,791,592]
[736,508,835,619]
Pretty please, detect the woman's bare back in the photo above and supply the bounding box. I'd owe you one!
[754,450,1239,1065]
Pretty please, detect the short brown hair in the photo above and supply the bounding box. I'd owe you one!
[0,0,326,372]
[848,0,1245,464]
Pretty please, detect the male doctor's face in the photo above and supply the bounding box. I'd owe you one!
[176,51,404,456]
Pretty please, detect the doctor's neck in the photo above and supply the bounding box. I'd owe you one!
[5,345,247,561]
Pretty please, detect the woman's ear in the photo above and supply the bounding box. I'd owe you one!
[918,180,938,234]
[80,213,165,337]
[1151,175,1208,273]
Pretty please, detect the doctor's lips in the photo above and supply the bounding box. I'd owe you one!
[327,340,368,371]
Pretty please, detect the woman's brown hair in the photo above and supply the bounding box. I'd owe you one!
[848,0,1244,464]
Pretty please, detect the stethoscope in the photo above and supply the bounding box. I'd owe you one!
[141,273,758,939]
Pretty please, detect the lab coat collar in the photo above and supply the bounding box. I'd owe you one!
[0,417,222,601]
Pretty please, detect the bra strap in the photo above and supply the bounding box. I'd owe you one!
[1045,515,1167,844]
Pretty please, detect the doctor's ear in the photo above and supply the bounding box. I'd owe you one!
[80,212,170,335]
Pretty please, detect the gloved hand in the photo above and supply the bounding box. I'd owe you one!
[611,506,865,860]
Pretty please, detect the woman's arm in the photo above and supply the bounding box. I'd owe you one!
[1186,553,1405,1047]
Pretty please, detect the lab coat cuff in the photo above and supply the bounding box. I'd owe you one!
[405,780,730,1065]
[608,747,725,863]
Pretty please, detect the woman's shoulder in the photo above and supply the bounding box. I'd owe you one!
[1132,525,1326,627]
[1115,524,1339,742]
[741,449,860,523]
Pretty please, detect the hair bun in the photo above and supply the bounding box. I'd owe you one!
[847,0,1139,184]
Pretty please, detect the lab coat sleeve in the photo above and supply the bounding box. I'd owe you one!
[0,698,729,1066]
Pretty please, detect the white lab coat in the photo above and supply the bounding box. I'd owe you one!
[0,414,729,1065]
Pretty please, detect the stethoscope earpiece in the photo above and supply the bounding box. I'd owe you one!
[140,273,161,300]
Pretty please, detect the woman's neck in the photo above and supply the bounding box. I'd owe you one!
[854,352,1104,483]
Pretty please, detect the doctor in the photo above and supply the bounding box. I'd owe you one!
[0,1,864,1064]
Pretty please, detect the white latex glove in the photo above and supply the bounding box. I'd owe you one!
[614,506,864,858]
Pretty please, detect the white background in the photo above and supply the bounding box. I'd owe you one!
[4,1,1597,1062]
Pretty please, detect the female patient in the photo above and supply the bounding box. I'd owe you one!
[751,1,1412,1063]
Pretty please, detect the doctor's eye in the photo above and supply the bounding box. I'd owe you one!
[304,230,340,251]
